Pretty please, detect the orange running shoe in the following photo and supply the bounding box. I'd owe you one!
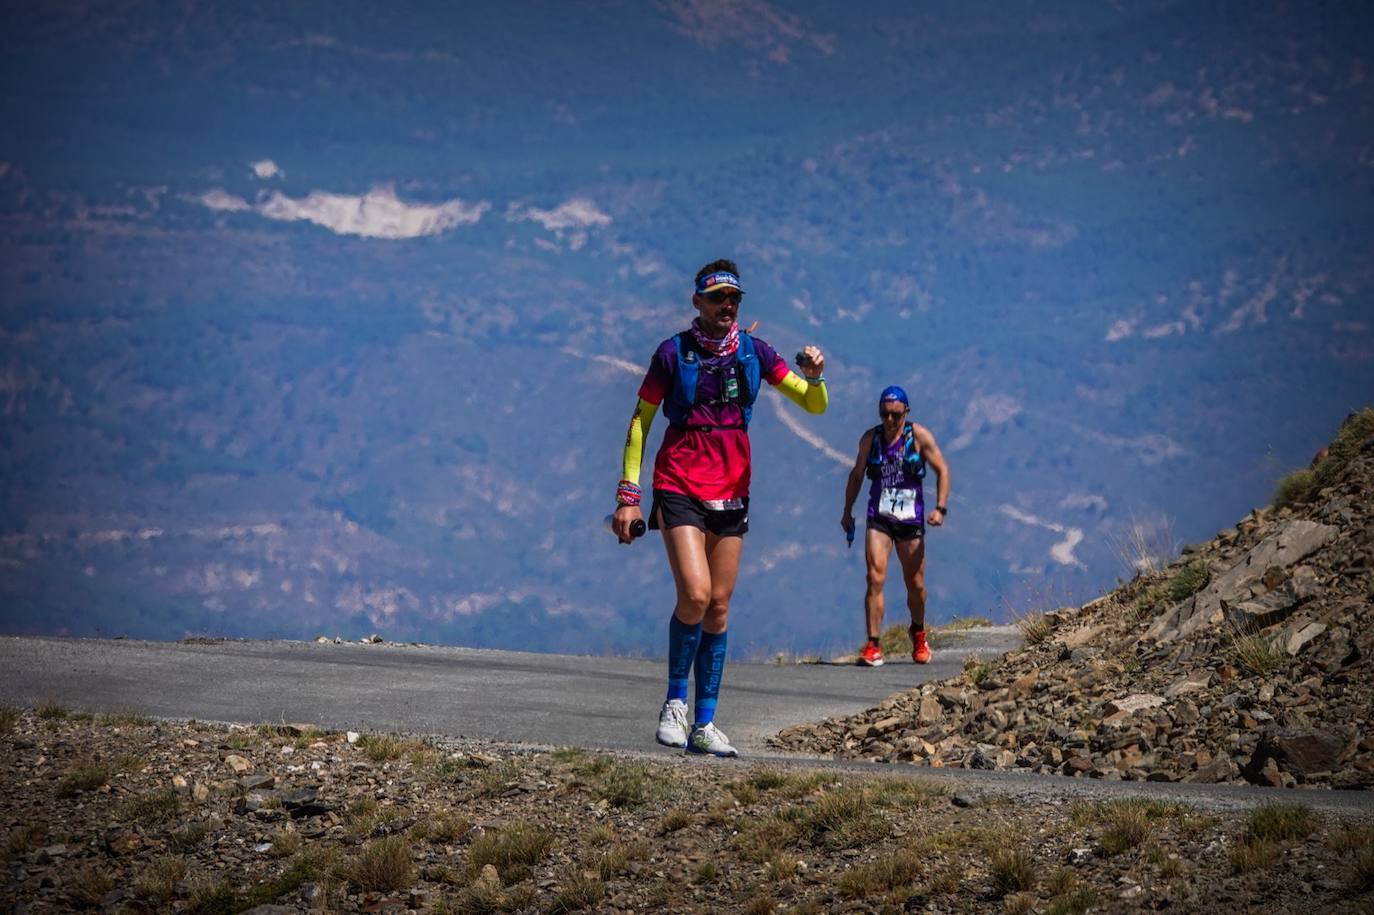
[859,642,884,666]
[911,626,931,664]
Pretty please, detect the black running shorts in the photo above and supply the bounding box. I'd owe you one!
[867,514,924,542]
[650,489,750,537]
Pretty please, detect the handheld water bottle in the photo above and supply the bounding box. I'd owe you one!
[604,514,647,541]
[846,525,855,549]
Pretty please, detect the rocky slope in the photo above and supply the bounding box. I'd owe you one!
[771,412,1374,790]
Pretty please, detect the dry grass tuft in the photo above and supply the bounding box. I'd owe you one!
[728,779,761,805]
[2,824,47,861]
[837,848,923,900]
[1227,623,1286,676]
[168,820,212,852]
[1003,892,1035,914]
[267,829,303,859]
[796,785,889,850]
[1350,847,1374,894]
[35,700,69,720]
[340,835,414,892]
[989,847,1036,895]
[1015,610,1053,645]
[1327,824,1374,855]
[764,851,799,881]
[67,865,115,907]
[1225,803,1319,876]
[0,706,19,733]
[1245,803,1318,843]
[56,760,113,797]
[1044,886,1100,915]
[747,769,789,791]
[1099,804,1152,855]
[1106,514,1179,576]
[878,622,914,656]
[466,821,552,885]
[356,732,428,762]
[742,892,778,914]
[1230,837,1281,873]
[414,809,470,844]
[658,808,692,834]
[549,866,604,913]
[133,855,188,902]
[590,760,665,810]
[117,787,182,826]
[591,841,645,881]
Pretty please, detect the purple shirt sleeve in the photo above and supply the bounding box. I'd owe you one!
[751,337,790,385]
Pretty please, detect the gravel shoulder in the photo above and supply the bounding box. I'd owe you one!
[2,708,1371,914]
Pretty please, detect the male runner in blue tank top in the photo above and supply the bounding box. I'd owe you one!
[840,386,951,666]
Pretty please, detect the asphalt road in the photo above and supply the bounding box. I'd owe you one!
[3,633,1371,817]
[0,632,1013,753]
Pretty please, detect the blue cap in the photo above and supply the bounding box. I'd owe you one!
[695,271,743,294]
[879,385,908,406]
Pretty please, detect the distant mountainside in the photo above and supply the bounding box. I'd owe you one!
[774,410,1374,789]
[1,1,1371,655]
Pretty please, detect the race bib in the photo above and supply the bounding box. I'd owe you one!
[878,487,917,522]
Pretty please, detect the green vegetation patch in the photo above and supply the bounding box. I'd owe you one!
[1273,407,1374,509]
[1245,803,1319,843]
[1166,558,1209,602]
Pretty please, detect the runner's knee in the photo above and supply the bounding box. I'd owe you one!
[675,586,711,619]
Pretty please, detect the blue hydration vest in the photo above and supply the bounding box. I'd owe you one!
[866,422,926,481]
[663,331,760,429]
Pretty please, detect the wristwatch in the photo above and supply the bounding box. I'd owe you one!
[935,505,948,514]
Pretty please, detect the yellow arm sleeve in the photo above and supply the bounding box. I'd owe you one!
[620,398,658,483]
[774,372,829,414]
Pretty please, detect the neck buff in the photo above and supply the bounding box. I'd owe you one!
[689,317,740,358]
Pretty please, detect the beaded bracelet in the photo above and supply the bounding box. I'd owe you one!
[616,480,642,507]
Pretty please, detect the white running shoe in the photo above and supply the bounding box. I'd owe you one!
[686,722,739,758]
[655,699,690,748]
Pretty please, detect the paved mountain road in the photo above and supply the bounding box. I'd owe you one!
[3,634,1371,817]
[0,633,1013,753]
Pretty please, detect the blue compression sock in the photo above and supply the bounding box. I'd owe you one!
[693,628,728,726]
[666,614,702,703]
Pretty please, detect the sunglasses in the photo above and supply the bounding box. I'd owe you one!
[880,409,907,420]
[702,290,744,305]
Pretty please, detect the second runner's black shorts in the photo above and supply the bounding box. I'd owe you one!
[867,514,924,542]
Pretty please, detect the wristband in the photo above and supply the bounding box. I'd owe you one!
[616,480,642,507]
[805,374,826,385]
[935,505,947,514]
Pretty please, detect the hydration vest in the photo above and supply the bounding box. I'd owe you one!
[866,422,926,481]
[663,331,760,429]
